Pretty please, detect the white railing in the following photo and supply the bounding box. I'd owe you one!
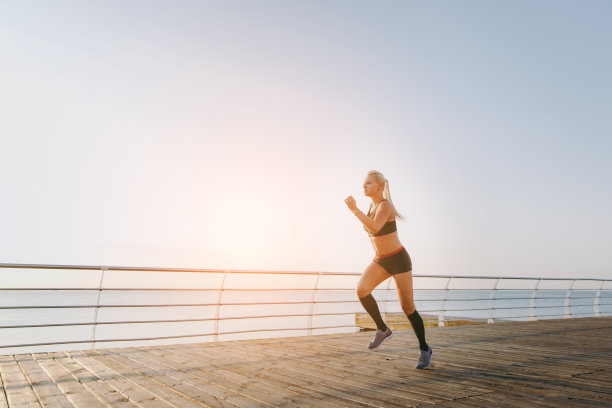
[0,263,610,355]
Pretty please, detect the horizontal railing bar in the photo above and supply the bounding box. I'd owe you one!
[0,310,485,329]
[413,304,611,313]
[547,302,612,306]
[424,304,598,312]
[1,263,610,281]
[431,296,601,301]
[493,311,612,320]
[0,264,103,271]
[0,288,326,291]
[415,305,612,313]
[0,340,94,349]
[219,324,360,338]
[0,264,359,275]
[0,302,314,309]
[568,311,612,316]
[415,288,612,290]
[217,325,356,335]
[4,309,611,349]
[0,325,358,349]
[2,287,610,293]
[0,312,365,329]
[16,309,612,350]
[7,303,611,329]
[3,300,610,311]
[0,300,371,310]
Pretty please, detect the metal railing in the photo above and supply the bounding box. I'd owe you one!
[0,263,610,355]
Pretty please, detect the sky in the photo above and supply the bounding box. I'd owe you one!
[1,1,610,280]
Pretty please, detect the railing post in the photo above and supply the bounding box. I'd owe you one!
[565,279,576,319]
[92,266,107,349]
[488,278,500,324]
[594,280,604,317]
[530,279,541,321]
[214,271,228,342]
[308,273,321,335]
[439,277,451,327]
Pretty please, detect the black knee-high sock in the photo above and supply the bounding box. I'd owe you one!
[359,294,388,331]
[407,310,429,351]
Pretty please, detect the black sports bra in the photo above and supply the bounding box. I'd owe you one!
[363,200,397,237]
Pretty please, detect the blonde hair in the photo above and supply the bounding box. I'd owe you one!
[367,170,405,221]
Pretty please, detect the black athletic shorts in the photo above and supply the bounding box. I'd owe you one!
[373,246,412,275]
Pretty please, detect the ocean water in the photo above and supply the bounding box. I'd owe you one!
[1,268,610,355]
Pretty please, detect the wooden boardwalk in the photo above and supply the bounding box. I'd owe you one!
[1,316,611,407]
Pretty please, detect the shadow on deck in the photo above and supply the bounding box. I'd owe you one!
[1,316,611,407]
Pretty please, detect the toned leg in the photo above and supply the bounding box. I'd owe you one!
[394,271,429,351]
[357,262,391,331]
[357,261,390,298]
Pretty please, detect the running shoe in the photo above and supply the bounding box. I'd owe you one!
[416,346,433,369]
[368,327,393,349]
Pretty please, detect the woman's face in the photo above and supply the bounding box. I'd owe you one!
[363,175,381,197]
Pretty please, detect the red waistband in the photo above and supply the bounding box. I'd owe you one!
[375,246,404,259]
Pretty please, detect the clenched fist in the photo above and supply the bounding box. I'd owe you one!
[344,195,357,212]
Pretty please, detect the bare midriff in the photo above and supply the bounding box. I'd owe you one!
[369,218,403,257]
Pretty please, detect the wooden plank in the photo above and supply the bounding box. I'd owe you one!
[221,340,473,402]
[13,354,73,408]
[245,341,495,400]
[68,350,174,408]
[168,344,379,407]
[472,388,603,408]
[32,352,107,408]
[218,318,608,404]
[420,397,499,408]
[97,345,358,408]
[0,358,10,408]
[155,343,356,408]
[253,335,499,399]
[567,368,612,389]
[266,366,428,407]
[128,346,335,408]
[86,349,238,408]
[199,342,421,407]
[95,347,274,408]
[179,339,464,405]
[54,352,137,407]
[506,383,612,406]
[0,355,41,408]
[0,315,609,407]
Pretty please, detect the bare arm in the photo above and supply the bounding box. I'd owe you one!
[345,197,394,234]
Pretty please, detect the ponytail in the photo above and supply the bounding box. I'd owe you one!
[368,170,405,221]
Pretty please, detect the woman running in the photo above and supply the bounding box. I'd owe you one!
[344,170,433,369]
